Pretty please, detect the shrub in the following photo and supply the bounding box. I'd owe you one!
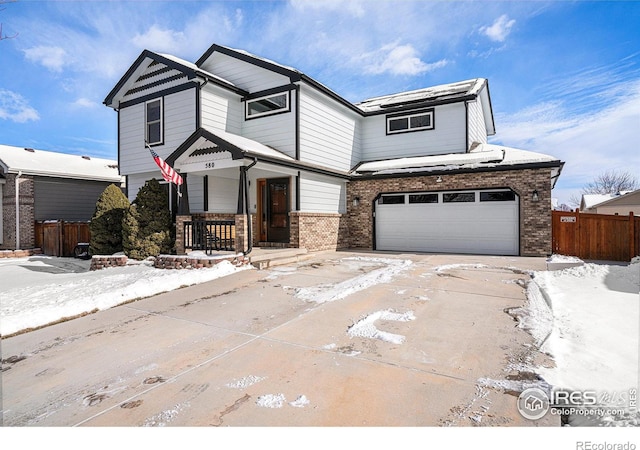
[122,179,173,259]
[89,184,130,256]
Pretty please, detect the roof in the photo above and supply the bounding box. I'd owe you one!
[0,144,122,182]
[581,190,638,209]
[356,79,487,113]
[352,143,563,186]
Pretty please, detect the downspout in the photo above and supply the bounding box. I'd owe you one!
[15,171,21,250]
[243,158,258,255]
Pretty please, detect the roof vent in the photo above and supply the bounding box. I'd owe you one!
[82,155,91,160]
[24,148,35,152]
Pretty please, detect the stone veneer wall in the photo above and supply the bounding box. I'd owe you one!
[289,211,349,251]
[1,173,35,250]
[346,168,554,257]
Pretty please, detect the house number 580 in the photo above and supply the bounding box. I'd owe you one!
[205,162,215,169]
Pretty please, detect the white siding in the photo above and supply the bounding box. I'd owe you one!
[299,173,346,214]
[299,85,361,171]
[201,84,242,134]
[241,90,296,158]
[207,176,239,213]
[467,99,488,148]
[119,87,197,176]
[360,103,467,162]
[200,53,290,93]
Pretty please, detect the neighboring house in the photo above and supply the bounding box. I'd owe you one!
[580,190,640,215]
[0,145,122,250]
[104,44,564,257]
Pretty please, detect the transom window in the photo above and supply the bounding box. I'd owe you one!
[246,92,290,119]
[443,192,475,203]
[145,99,163,145]
[386,109,434,135]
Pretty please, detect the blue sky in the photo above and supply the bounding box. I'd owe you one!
[1,0,639,205]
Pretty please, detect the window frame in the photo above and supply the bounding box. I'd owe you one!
[245,91,291,120]
[145,98,164,146]
[386,108,435,135]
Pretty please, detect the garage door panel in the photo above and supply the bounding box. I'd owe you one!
[375,190,519,255]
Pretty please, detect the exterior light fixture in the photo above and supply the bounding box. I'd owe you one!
[436,176,443,183]
[532,190,539,202]
[353,196,361,207]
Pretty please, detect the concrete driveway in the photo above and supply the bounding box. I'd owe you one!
[1,251,557,427]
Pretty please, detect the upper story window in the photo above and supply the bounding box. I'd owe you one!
[145,98,163,145]
[386,108,434,135]
[245,92,290,119]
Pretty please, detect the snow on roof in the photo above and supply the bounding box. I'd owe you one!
[356,79,486,113]
[220,46,300,75]
[0,144,121,182]
[158,53,236,87]
[353,143,560,176]
[202,127,295,161]
[581,191,635,209]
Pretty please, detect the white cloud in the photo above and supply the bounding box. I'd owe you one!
[0,89,40,123]
[359,42,448,76]
[480,14,516,42]
[72,98,99,109]
[493,79,640,204]
[131,24,188,55]
[23,46,68,72]
[290,0,365,17]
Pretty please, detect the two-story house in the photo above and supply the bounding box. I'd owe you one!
[104,44,563,257]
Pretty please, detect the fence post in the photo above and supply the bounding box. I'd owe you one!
[630,212,635,261]
[574,209,581,259]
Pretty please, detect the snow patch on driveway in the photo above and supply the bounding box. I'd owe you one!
[256,393,285,408]
[289,257,412,304]
[226,375,266,389]
[347,309,416,344]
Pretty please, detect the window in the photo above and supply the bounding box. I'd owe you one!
[380,195,405,204]
[246,92,290,119]
[409,194,438,204]
[480,191,516,202]
[443,192,475,203]
[386,109,434,135]
[145,99,163,145]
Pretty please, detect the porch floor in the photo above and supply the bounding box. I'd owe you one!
[248,247,309,269]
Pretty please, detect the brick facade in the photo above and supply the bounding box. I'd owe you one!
[346,168,554,256]
[289,211,350,251]
[1,172,36,250]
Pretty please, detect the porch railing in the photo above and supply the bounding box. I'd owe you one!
[183,220,236,254]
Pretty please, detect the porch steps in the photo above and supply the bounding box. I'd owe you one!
[248,247,310,269]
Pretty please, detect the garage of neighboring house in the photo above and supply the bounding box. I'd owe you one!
[374,188,519,255]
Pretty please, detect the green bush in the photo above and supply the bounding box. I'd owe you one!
[122,179,173,259]
[89,184,130,256]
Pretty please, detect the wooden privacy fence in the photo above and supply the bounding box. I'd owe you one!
[552,211,640,262]
[35,220,91,257]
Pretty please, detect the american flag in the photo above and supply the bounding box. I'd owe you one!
[147,145,183,185]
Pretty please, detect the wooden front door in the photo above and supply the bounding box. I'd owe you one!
[259,178,290,243]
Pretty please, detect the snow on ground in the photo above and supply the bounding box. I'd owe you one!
[531,260,639,393]
[347,309,416,344]
[0,255,249,336]
[288,257,412,304]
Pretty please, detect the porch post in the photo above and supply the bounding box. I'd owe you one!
[177,173,190,215]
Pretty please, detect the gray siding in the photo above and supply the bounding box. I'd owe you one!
[241,92,296,158]
[119,87,197,176]
[360,103,467,162]
[200,53,290,93]
[299,85,361,171]
[201,84,242,134]
[467,99,489,148]
[33,177,117,221]
[299,173,346,214]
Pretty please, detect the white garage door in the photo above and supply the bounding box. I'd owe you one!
[375,189,519,255]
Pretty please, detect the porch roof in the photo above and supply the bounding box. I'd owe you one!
[168,127,351,179]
